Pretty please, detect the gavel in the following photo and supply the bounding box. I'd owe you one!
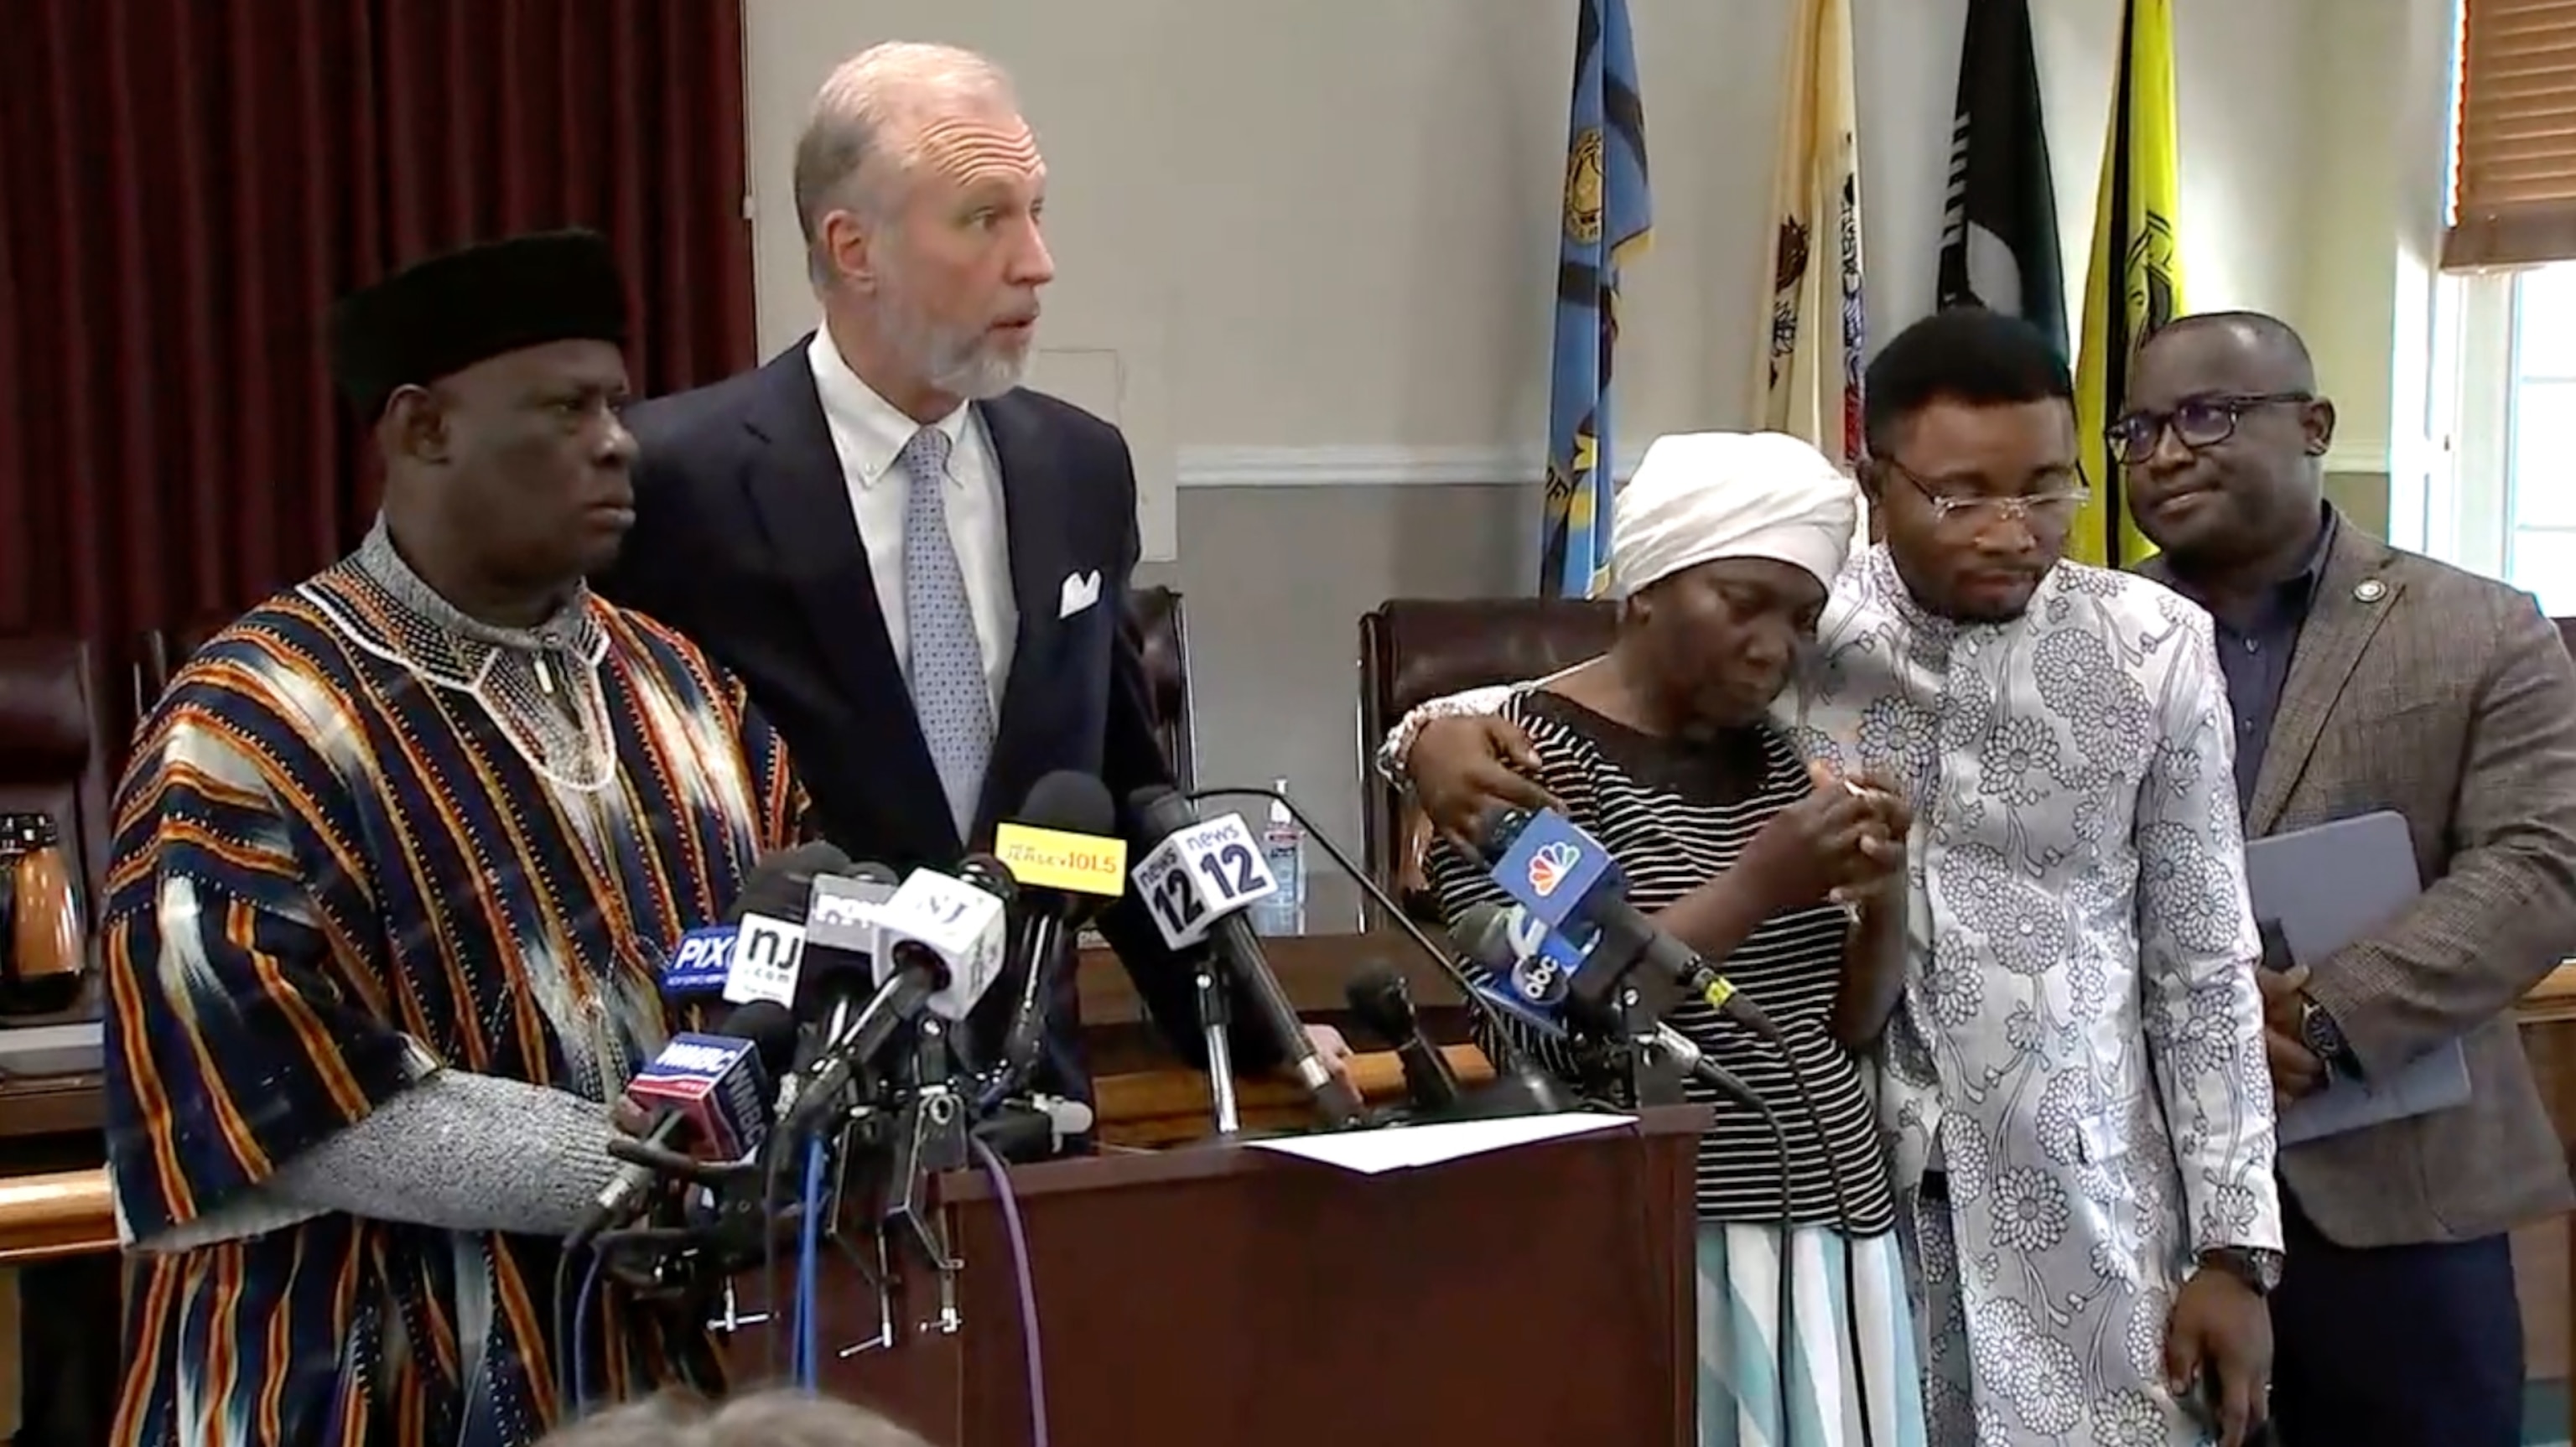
[0,813,86,1016]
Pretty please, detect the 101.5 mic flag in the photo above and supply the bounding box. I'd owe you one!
[1936,0,2066,357]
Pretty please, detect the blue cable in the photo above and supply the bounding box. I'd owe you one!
[795,1133,828,1388]
[571,1253,607,1418]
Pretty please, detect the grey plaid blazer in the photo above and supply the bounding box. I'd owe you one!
[2150,520,2576,1247]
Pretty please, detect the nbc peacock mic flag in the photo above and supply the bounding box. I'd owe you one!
[2070,0,2183,568]
[1540,0,1651,599]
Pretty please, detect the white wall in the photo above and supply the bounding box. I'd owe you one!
[743,0,2324,558]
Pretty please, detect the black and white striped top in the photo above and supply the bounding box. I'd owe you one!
[1427,691,1897,1235]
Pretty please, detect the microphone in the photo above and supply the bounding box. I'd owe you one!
[1128,786,1367,1128]
[1472,806,1783,1042]
[775,860,902,1126]
[1343,962,1461,1114]
[1451,903,1759,1105]
[989,770,1129,1096]
[718,842,855,1010]
[574,1000,800,1246]
[776,858,1019,1139]
[652,843,851,1005]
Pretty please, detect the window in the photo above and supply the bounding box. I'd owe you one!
[2433,262,2576,615]
[2426,0,2576,614]
[2504,264,2576,612]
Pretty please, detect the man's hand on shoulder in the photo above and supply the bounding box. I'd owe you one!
[1410,715,1555,846]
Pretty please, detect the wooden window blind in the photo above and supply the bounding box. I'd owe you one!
[2451,0,2576,267]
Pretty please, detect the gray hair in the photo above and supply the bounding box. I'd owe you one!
[794,41,1018,289]
[540,1389,935,1447]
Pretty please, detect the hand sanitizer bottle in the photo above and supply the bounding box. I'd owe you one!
[1253,779,1306,936]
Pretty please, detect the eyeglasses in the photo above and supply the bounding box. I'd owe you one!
[2107,391,2313,464]
[1884,459,2090,529]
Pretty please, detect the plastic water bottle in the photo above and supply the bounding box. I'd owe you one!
[1253,779,1306,936]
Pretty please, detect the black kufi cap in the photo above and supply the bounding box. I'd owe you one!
[328,230,629,419]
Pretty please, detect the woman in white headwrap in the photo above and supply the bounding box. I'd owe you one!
[1424,432,1927,1447]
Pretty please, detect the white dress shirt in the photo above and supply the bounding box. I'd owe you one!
[807,328,1016,710]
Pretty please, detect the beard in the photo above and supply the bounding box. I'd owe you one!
[872,259,1030,402]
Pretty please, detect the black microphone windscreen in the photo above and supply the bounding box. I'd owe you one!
[726,842,854,925]
[1471,808,1530,865]
[1019,770,1118,836]
[1450,903,1516,972]
[1343,961,1420,1045]
[845,860,901,885]
[957,853,1020,906]
[712,998,801,1075]
[1126,784,1197,845]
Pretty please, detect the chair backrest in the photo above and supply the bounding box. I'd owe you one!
[1129,586,1197,791]
[1355,599,1619,913]
[0,637,115,917]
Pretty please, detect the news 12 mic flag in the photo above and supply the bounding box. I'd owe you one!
[1540,0,1651,600]
[1937,0,2067,356]
[2071,0,2184,568]
[1754,0,1867,483]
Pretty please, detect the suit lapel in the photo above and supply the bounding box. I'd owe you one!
[974,391,1069,827]
[2246,526,2403,833]
[740,342,956,848]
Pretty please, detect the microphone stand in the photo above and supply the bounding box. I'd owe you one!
[1192,961,1244,1136]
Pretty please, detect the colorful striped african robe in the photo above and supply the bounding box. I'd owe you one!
[101,558,801,1447]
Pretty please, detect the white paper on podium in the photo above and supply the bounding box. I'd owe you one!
[1244,1112,1635,1175]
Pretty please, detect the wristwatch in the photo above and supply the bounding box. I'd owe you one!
[2298,996,2360,1079]
[2197,1246,2284,1297]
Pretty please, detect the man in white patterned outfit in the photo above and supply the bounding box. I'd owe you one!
[1385,309,2281,1447]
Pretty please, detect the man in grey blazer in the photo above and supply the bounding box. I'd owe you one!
[2123,311,2576,1445]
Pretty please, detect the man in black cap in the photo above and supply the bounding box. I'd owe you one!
[101,231,803,1446]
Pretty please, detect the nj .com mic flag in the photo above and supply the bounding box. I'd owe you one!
[2071,0,2182,569]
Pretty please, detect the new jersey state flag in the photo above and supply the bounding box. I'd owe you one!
[1540,0,1651,599]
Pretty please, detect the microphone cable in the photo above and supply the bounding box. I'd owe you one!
[794,1133,829,1388]
[1685,972,1877,1447]
[968,1133,1052,1447]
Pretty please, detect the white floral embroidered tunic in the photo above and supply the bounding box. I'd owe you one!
[1391,545,2283,1446]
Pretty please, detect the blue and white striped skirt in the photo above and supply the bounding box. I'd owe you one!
[1696,1221,1929,1447]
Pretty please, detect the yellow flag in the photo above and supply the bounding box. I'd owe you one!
[2070,0,2181,568]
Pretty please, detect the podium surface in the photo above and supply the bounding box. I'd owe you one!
[746,1104,1709,1447]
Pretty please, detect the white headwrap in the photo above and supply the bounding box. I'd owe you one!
[1608,431,1861,599]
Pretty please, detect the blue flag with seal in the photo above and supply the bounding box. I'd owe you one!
[1541,0,1652,599]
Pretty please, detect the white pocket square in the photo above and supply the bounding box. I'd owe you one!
[1057,569,1103,620]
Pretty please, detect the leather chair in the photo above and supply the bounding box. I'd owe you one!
[1130,587,1197,791]
[0,637,114,915]
[1356,599,1618,917]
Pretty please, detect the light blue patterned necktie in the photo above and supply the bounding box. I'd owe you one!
[897,427,993,838]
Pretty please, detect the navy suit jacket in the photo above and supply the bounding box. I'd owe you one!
[599,339,1257,1098]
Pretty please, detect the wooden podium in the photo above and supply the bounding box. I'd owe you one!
[729,1105,1711,1447]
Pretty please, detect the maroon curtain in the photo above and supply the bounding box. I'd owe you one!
[0,0,755,648]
